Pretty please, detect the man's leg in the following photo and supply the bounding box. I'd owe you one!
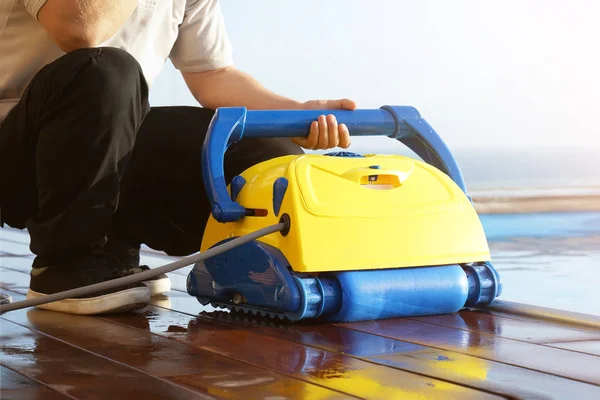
[0,47,151,314]
[106,106,304,265]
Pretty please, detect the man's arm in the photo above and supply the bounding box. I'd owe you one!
[182,67,356,150]
[35,0,137,52]
[183,66,302,110]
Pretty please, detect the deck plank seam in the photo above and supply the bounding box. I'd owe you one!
[483,310,600,334]
[542,338,600,345]
[0,253,34,259]
[404,317,600,354]
[0,236,33,247]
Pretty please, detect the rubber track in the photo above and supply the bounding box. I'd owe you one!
[210,301,291,321]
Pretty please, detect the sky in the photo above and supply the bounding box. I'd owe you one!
[149,0,600,152]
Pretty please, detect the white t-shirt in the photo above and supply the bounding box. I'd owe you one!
[0,0,234,124]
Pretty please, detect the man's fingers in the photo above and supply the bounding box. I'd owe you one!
[293,109,354,150]
[326,114,339,148]
[317,115,328,149]
[293,121,318,149]
[339,98,357,110]
[338,123,351,148]
[304,120,319,149]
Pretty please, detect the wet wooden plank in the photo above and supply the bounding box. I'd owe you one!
[0,388,66,400]
[0,239,33,257]
[4,261,600,398]
[3,233,599,396]
[483,306,600,335]
[0,268,31,294]
[0,249,34,265]
[0,319,211,400]
[0,228,29,243]
[414,310,600,357]
[1,366,42,390]
[1,299,351,400]
[108,306,503,400]
[411,310,600,343]
[549,340,600,356]
[337,318,600,385]
[0,271,500,400]
[0,256,34,274]
[148,291,600,400]
[0,387,68,400]
[0,366,69,400]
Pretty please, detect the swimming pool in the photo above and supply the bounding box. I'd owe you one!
[481,212,600,316]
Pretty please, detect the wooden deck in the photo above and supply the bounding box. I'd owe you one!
[1,227,600,399]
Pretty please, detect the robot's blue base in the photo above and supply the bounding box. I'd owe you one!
[186,239,502,323]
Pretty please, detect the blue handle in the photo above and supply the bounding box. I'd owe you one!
[243,109,397,138]
[202,105,468,223]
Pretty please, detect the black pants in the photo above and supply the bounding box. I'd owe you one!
[0,47,303,266]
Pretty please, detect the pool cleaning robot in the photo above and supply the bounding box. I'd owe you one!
[186,105,503,322]
[0,105,503,318]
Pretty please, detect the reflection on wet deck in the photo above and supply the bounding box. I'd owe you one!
[2,228,599,399]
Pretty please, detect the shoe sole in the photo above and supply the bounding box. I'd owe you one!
[143,276,171,296]
[26,287,150,315]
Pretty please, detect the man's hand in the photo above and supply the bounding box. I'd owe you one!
[183,67,357,150]
[292,99,357,150]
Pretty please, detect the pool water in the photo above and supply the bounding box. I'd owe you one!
[480,212,600,316]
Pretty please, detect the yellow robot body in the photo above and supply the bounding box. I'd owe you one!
[201,153,490,273]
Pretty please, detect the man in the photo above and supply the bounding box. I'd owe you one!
[0,0,356,314]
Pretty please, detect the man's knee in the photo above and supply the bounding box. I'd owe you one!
[37,47,151,147]
[77,47,147,103]
[50,47,148,111]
